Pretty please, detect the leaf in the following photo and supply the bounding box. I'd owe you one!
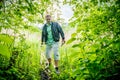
[71,33,77,37]
[0,44,11,59]
[72,69,81,78]
[66,38,76,44]
[0,34,13,45]
[72,44,80,48]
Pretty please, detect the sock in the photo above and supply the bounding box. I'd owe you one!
[49,63,51,66]
[55,67,58,71]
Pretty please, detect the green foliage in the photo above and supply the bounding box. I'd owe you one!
[0,0,49,79]
[63,0,120,80]
[0,0,120,80]
[0,34,13,59]
[0,44,11,59]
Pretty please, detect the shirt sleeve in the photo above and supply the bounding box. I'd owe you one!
[57,22,65,40]
[41,24,45,43]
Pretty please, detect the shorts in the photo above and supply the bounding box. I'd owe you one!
[45,42,60,60]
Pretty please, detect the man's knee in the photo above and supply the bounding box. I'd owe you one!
[54,52,60,60]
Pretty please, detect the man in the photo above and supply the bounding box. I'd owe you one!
[41,15,65,74]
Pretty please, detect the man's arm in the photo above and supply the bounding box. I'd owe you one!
[41,25,45,45]
[57,23,65,43]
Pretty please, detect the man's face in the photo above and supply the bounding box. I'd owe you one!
[46,15,51,23]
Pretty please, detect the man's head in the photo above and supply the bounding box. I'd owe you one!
[45,15,51,23]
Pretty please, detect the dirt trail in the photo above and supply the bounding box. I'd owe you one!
[40,67,51,80]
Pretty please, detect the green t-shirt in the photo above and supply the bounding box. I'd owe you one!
[46,23,54,45]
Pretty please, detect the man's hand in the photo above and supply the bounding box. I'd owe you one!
[61,39,65,46]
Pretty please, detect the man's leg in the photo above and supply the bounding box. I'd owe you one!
[45,45,52,66]
[54,60,59,72]
[48,58,52,66]
[54,60,58,68]
[53,42,60,73]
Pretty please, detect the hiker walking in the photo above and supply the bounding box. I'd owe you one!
[41,14,65,74]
